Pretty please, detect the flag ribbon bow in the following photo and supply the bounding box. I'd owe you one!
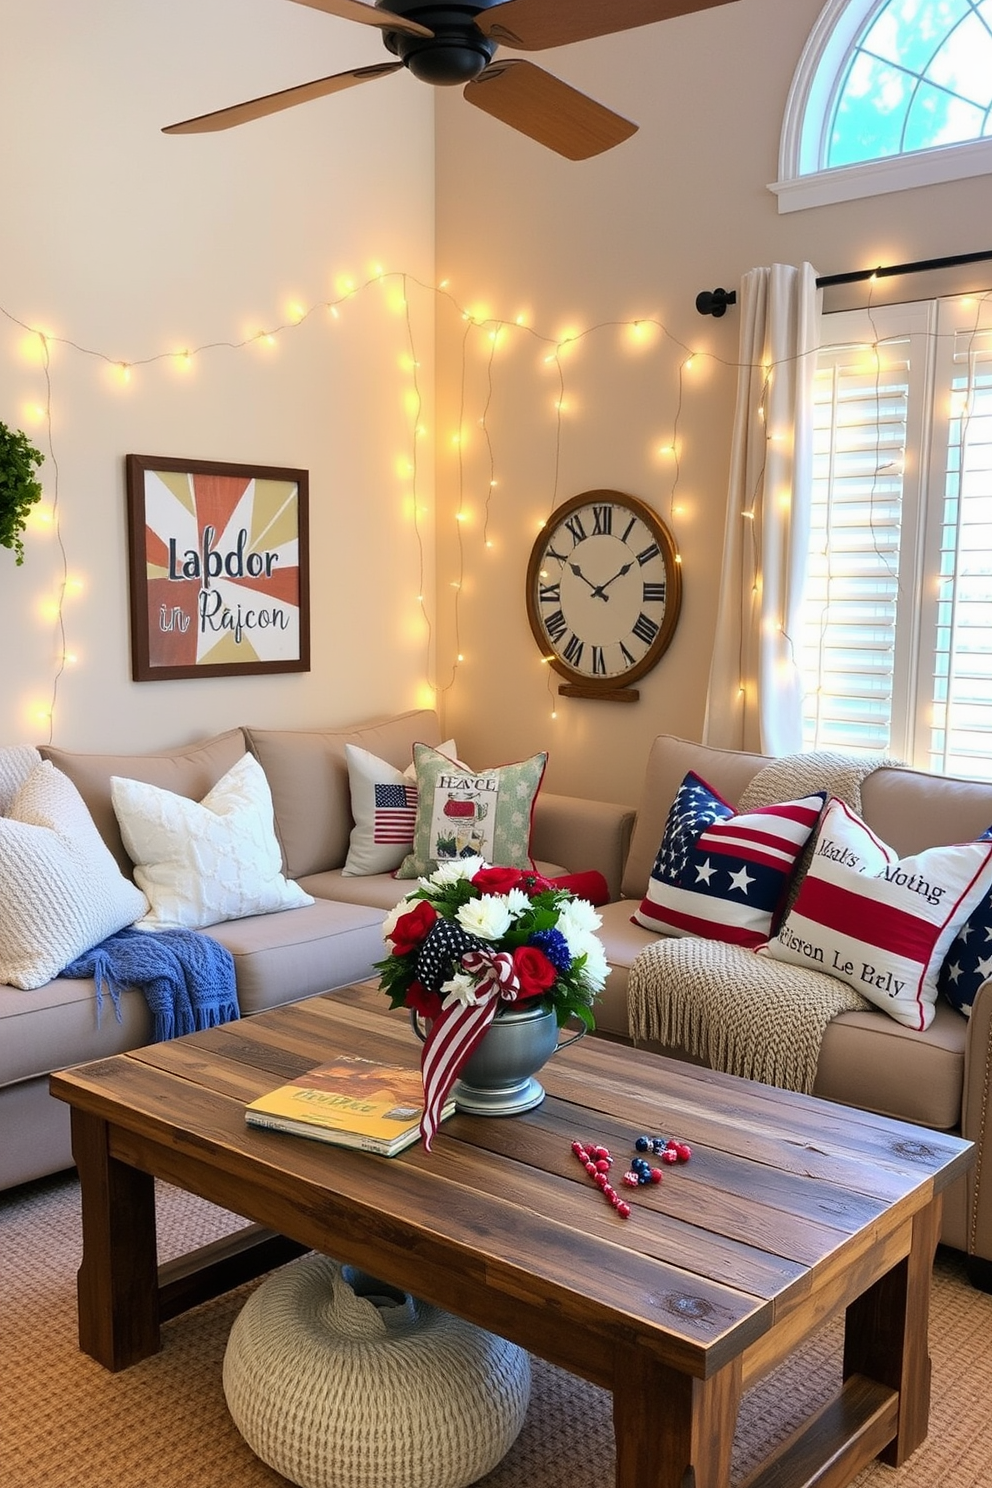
[419,949,520,1150]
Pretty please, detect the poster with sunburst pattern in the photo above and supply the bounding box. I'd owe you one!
[125,454,309,681]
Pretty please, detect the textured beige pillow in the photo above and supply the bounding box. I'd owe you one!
[0,745,41,815]
[0,762,148,990]
[112,753,314,931]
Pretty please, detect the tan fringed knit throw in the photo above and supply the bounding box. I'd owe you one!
[627,751,902,1093]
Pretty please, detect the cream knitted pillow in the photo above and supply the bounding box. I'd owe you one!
[0,762,148,990]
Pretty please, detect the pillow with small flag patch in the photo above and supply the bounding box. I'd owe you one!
[342,740,460,876]
[632,772,825,948]
[938,827,992,1018]
[395,743,547,880]
[761,797,992,1031]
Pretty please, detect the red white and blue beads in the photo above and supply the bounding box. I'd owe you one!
[570,1135,692,1218]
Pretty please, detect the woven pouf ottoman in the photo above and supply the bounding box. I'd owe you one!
[223,1254,531,1488]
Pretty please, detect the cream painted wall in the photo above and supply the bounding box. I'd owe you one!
[0,0,436,751]
[433,0,992,803]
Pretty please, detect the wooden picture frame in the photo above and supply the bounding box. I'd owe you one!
[125,454,310,682]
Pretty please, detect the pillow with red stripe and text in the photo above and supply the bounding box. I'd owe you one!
[632,772,825,948]
[760,796,992,1031]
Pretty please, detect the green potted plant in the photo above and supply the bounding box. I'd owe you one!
[0,420,44,565]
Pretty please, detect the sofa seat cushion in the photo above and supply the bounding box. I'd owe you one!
[0,977,154,1087]
[202,899,388,1016]
[301,859,571,915]
[814,999,966,1131]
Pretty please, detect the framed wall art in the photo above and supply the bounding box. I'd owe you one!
[125,453,310,682]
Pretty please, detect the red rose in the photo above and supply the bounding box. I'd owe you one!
[472,865,526,895]
[405,981,442,1021]
[512,945,557,1002]
[387,900,438,956]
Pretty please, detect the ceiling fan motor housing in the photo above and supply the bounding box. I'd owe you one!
[379,2,500,84]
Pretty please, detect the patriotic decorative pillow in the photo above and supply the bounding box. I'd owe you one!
[938,828,992,1018]
[761,797,992,1031]
[342,740,460,876]
[633,773,825,948]
[395,743,547,880]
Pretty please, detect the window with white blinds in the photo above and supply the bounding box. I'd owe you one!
[800,295,992,781]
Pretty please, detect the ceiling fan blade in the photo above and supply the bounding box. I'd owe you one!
[464,59,636,160]
[285,0,433,39]
[476,0,737,51]
[162,61,402,133]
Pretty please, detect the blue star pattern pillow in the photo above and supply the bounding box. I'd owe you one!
[633,772,825,948]
[939,828,992,1018]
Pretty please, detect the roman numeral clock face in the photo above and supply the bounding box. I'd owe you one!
[526,491,681,696]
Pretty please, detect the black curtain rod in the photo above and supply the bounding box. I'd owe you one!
[696,248,992,314]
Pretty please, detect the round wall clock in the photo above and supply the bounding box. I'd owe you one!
[525,490,681,698]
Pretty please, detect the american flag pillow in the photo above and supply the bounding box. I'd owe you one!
[762,798,992,1031]
[633,772,825,948]
[342,740,460,877]
[939,828,992,1017]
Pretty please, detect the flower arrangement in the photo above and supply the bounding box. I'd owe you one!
[376,857,610,1031]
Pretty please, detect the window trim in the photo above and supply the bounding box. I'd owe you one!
[771,0,992,214]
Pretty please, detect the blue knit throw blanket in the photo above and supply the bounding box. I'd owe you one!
[60,926,239,1043]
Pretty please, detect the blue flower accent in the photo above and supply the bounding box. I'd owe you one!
[529,928,572,972]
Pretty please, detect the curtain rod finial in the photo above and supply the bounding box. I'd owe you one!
[695,287,737,317]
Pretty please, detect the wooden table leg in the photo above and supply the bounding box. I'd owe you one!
[71,1107,160,1370]
[843,1196,942,1468]
[613,1347,741,1488]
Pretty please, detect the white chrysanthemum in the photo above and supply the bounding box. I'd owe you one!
[576,935,610,993]
[556,897,602,938]
[381,895,416,942]
[424,856,487,889]
[503,887,531,919]
[440,971,482,1009]
[456,894,513,941]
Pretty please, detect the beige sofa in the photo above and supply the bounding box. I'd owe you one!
[584,733,992,1286]
[1,708,628,1194]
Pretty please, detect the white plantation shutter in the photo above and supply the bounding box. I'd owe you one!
[925,319,992,777]
[801,296,992,781]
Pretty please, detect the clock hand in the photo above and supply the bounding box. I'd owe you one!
[590,562,633,599]
[569,563,610,600]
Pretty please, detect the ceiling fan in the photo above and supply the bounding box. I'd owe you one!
[164,0,737,160]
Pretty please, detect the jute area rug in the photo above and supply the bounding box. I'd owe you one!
[3,1171,991,1488]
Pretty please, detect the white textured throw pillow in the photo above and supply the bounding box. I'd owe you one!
[0,762,148,990]
[112,752,314,931]
[342,739,461,877]
[760,796,992,1031]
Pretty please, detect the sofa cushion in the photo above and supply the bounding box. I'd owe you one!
[622,735,772,900]
[762,796,992,1031]
[815,1000,966,1131]
[632,772,824,947]
[203,899,388,1016]
[395,744,547,879]
[245,710,442,881]
[40,729,248,874]
[342,739,460,877]
[0,762,148,990]
[111,753,314,931]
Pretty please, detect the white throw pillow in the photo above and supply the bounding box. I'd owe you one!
[112,752,314,931]
[760,796,992,1031]
[0,762,148,990]
[342,739,460,877]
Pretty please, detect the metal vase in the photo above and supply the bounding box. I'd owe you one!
[411,1002,585,1116]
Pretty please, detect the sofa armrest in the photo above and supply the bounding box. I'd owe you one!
[962,977,992,1264]
[530,792,636,903]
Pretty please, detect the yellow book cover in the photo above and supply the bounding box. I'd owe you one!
[244,1055,453,1156]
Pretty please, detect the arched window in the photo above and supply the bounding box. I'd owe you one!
[772,0,992,212]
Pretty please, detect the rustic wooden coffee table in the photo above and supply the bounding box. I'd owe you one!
[51,982,972,1488]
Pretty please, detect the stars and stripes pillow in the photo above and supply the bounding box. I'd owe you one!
[762,798,992,1031]
[937,827,992,1018]
[342,740,460,877]
[633,772,825,948]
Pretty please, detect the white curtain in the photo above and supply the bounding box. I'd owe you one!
[703,263,821,755]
